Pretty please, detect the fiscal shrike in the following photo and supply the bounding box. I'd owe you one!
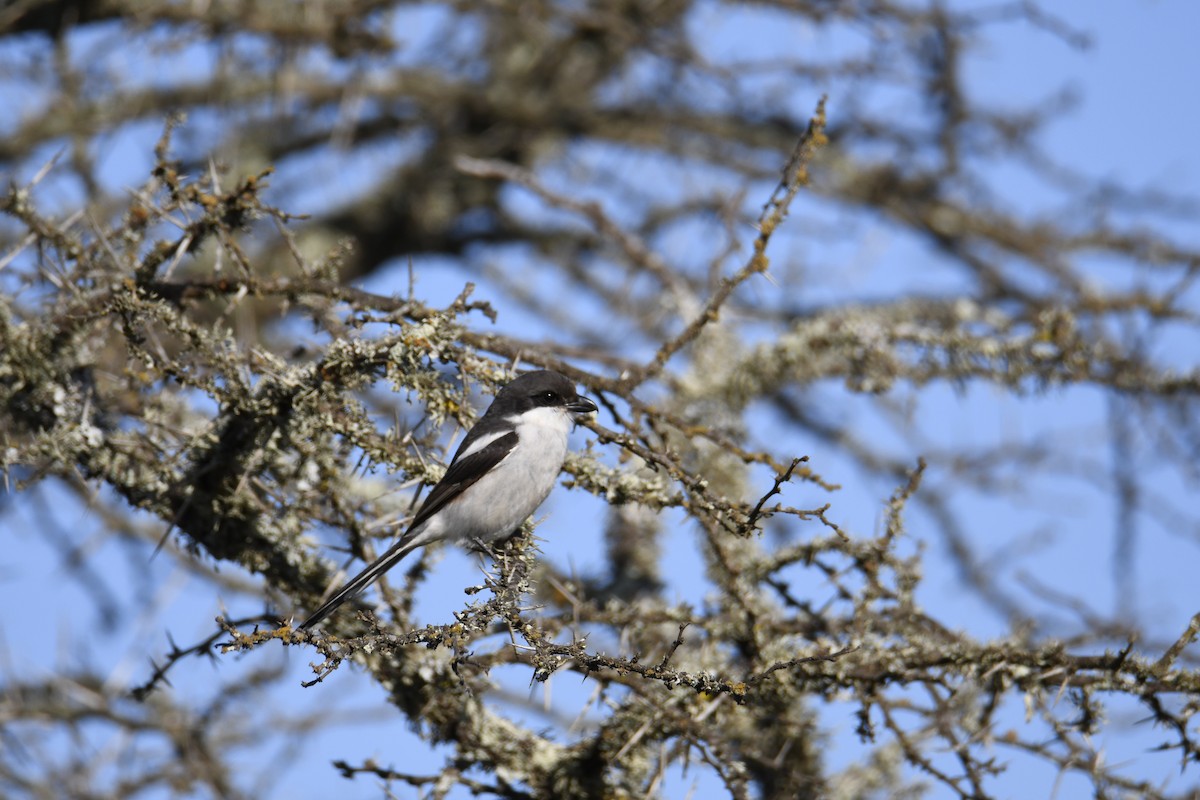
[299,370,597,629]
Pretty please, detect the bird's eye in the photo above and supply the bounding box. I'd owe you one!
[539,391,559,405]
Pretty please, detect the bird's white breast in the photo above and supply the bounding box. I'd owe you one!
[505,405,572,493]
[431,406,572,545]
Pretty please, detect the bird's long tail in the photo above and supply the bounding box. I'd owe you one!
[299,537,420,630]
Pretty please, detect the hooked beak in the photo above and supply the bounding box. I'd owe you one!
[567,395,598,414]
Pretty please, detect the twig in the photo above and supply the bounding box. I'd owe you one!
[743,457,806,533]
[131,614,280,700]
[617,96,828,391]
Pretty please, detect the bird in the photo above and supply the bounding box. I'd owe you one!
[299,370,597,629]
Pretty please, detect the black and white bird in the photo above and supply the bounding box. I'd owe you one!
[299,370,597,629]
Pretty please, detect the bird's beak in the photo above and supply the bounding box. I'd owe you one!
[567,396,598,414]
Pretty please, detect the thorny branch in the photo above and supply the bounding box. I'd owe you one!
[617,98,829,393]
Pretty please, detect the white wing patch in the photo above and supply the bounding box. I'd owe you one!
[456,428,514,460]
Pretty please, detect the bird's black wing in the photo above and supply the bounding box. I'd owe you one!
[298,430,519,630]
[406,429,518,532]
